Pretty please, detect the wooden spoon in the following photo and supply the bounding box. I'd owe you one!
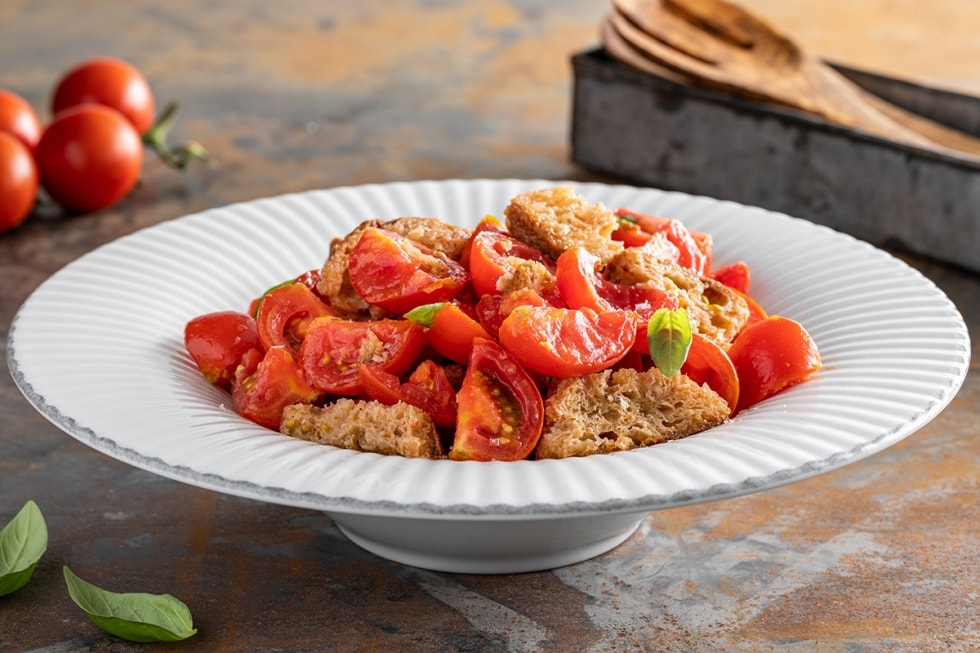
[610,0,980,157]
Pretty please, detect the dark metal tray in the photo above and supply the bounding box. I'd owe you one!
[571,48,980,273]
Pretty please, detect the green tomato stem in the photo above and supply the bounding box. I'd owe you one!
[141,101,215,170]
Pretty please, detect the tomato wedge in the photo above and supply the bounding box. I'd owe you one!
[616,209,711,274]
[556,246,677,354]
[475,288,554,339]
[256,282,336,353]
[360,360,458,429]
[468,230,554,297]
[184,311,262,389]
[232,346,320,429]
[449,338,544,461]
[556,246,677,318]
[728,315,821,413]
[681,334,740,414]
[498,304,639,378]
[426,302,493,365]
[348,227,468,314]
[709,261,750,295]
[298,317,427,395]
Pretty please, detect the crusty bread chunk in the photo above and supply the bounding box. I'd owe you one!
[534,367,729,459]
[504,186,623,264]
[317,216,472,316]
[280,399,444,459]
[604,245,749,349]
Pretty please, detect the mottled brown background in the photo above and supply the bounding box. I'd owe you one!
[1,1,977,651]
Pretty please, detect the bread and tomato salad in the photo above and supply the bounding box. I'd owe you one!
[183,186,821,461]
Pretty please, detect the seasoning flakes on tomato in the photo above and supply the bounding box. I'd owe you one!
[450,338,544,462]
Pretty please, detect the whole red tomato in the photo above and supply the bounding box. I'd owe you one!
[51,57,155,134]
[0,89,42,151]
[0,131,39,233]
[35,104,143,214]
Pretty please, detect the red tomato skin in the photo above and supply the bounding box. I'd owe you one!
[710,261,751,295]
[428,302,493,364]
[468,230,554,297]
[51,57,155,134]
[616,209,711,273]
[232,346,319,429]
[35,104,142,213]
[299,317,427,395]
[556,246,677,321]
[498,305,639,378]
[681,334,740,414]
[256,282,336,353]
[449,338,544,462]
[359,360,458,430]
[0,89,42,151]
[728,316,821,413]
[348,227,468,314]
[184,311,262,389]
[0,131,38,233]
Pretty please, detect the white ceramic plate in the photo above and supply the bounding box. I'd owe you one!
[8,180,970,573]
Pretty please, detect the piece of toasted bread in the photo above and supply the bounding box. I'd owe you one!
[504,186,624,264]
[534,366,729,459]
[281,399,444,459]
[316,217,472,317]
[603,245,749,348]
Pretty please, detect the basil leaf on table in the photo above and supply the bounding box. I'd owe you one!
[0,500,48,596]
[63,566,197,642]
[647,308,693,377]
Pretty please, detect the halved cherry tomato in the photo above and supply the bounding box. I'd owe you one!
[184,311,262,389]
[360,360,458,429]
[467,230,554,297]
[427,302,493,364]
[611,221,653,248]
[616,209,711,274]
[449,338,544,461]
[51,57,155,134]
[459,214,508,269]
[298,317,427,395]
[681,334,740,414]
[0,89,42,151]
[0,131,38,233]
[498,305,639,378]
[35,104,142,214]
[256,282,336,353]
[556,246,678,352]
[556,246,677,318]
[232,346,319,429]
[475,288,554,339]
[728,315,821,413]
[710,261,751,295]
[348,227,468,314]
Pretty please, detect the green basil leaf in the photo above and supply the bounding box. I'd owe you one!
[404,302,446,328]
[0,500,48,597]
[63,566,197,643]
[647,308,693,377]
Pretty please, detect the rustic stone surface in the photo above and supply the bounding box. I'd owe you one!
[1,1,977,651]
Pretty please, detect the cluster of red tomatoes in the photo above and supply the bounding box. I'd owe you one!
[1,57,205,233]
[184,207,821,461]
